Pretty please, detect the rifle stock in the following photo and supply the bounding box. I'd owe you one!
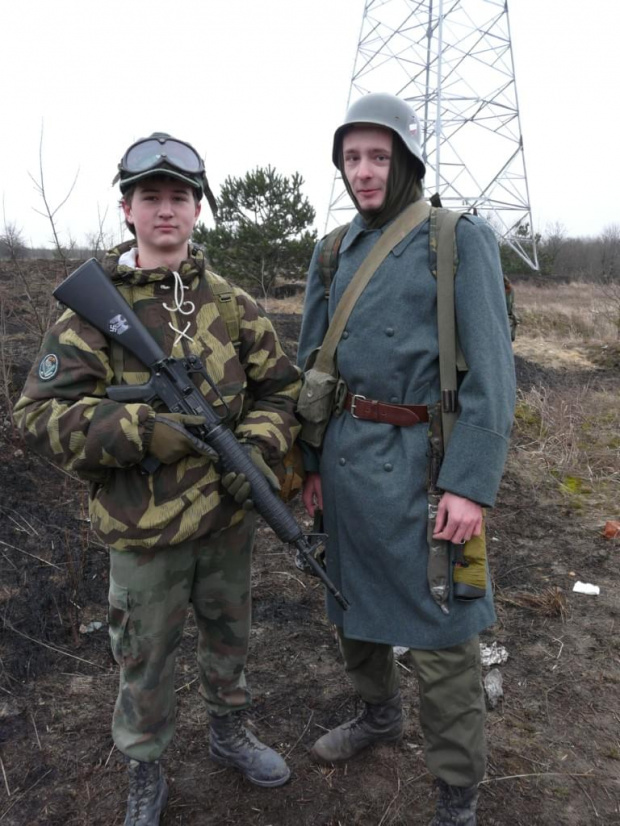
[54,259,349,610]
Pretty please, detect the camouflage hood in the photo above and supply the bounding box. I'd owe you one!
[102,239,207,287]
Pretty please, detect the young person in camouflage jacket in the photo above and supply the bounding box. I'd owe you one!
[14,132,302,825]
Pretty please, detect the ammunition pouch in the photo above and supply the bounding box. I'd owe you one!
[296,348,346,448]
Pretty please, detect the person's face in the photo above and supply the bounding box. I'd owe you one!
[342,126,392,212]
[122,178,201,254]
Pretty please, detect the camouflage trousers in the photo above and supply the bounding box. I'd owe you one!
[108,515,256,763]
[337,630,486,787]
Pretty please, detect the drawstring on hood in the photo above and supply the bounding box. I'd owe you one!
[115,244,197,345]
[162,271,196,345]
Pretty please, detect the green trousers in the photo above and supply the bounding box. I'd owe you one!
[337,630,486,787]
[108,516,255,763]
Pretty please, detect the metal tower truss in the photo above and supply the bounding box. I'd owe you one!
[327,0,538,269]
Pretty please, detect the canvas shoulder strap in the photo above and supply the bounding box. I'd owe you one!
[318,223,350,299]
[431,206,468,448]
[314,200,431,374]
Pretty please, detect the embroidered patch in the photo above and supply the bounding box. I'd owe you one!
[38,353,59,381]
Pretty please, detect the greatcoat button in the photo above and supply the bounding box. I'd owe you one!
[342,331,350,339]
[384,462,393,472]
[386,327,394,337]
[390,396,398,403]
[339,457,346,466]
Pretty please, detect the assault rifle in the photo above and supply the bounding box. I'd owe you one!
[53,259,349,610]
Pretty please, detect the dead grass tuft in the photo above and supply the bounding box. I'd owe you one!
[497,587,568,620]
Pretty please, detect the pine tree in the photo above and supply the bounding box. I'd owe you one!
[193,166,317,297]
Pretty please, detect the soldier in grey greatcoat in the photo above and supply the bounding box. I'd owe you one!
[297,94,516,825]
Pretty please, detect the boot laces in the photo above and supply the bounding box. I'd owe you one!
[127,760,160,818]
[215,715,267,753]
[342,704,376,737]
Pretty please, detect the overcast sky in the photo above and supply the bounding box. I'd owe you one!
[2,0,618,250]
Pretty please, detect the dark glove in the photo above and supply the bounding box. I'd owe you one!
[148,413,216,465]
[221,444,280,511]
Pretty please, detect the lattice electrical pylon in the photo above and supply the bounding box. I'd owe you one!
[327,0,538,269]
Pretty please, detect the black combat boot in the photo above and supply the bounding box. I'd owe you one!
[124,758,168,826]
[311,693,403,764]
[430,778,479,826]
[209,713,291,787]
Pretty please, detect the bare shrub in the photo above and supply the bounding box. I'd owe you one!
[497,586,568,620]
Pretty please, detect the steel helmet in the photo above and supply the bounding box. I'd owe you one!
[332,93,426,177]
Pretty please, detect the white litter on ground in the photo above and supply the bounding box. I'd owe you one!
[572,581,600,596]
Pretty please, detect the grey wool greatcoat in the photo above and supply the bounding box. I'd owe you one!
[297,210,516,650]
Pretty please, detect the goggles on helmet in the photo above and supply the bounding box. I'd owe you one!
[121,135,205,177]
[113,132,219,220]
[113,133,207,195]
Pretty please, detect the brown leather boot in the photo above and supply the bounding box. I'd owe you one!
[311,693,403,763]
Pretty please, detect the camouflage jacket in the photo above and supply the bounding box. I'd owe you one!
[14,242,301,551]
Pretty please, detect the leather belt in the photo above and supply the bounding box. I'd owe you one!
[344,392,429,426]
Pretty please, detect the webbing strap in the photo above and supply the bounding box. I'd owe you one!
[435,209,462,447]
[314,200,431,375]
[318,224,350,299]
[209,278,240,348]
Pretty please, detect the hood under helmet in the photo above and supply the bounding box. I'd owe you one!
[333,93,426,228]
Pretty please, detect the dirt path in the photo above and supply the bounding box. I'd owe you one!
[1,314,619,825]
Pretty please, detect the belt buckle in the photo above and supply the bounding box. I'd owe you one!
[350,394,366,418]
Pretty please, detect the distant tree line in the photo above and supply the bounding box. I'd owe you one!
[500,221,620,283]
[2,177,619,292]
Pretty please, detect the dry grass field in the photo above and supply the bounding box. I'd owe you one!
[509,282,619,530]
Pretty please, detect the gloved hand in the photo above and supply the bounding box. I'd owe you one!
[148,413,216,465]
[221,444,280,511]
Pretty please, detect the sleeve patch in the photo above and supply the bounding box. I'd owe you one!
[38,354,60,381]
